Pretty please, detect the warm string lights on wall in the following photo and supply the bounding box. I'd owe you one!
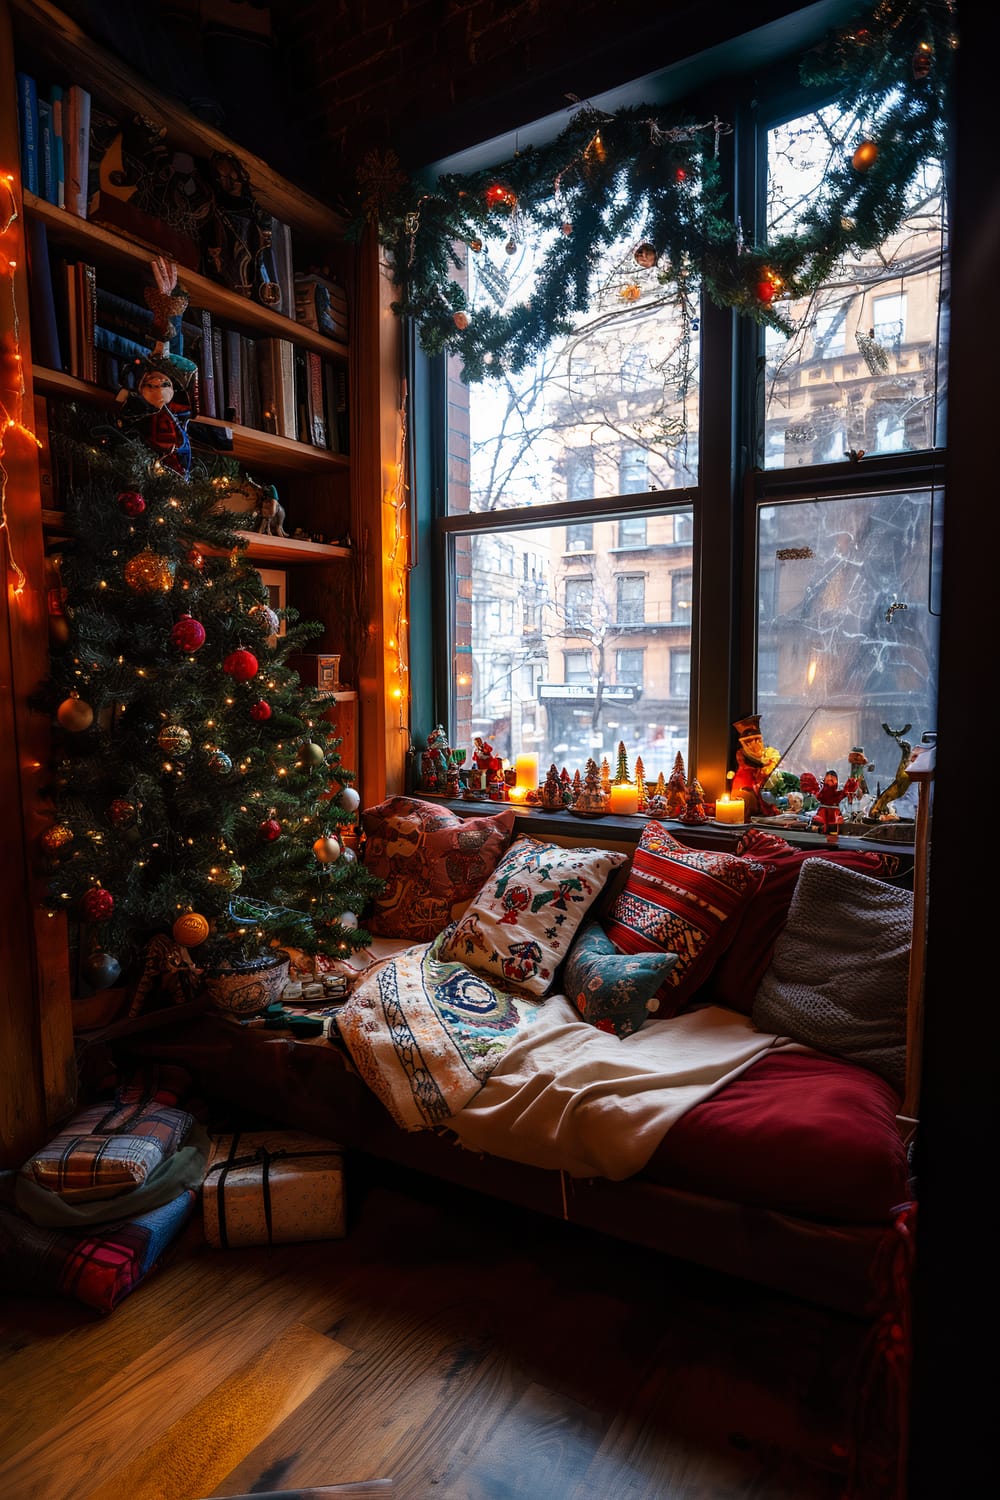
[384,377,411,737]
[0,170,40,597]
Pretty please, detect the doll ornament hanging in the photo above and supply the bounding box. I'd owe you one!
[115,254,196,475]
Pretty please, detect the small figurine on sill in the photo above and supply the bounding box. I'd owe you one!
[253,484,287,537]
[678,777,708,824]
[730,713,781,818]
[810,768,859,844]
[419,725,451,793]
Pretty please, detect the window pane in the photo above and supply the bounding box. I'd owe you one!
[451,509,692,774]
[566,522,594,552]
[755,488,940,799]
[617,517,647,548]
[448,235,699,516]
[763,107,947,470]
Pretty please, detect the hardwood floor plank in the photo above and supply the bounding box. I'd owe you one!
[78,1322,349,1500]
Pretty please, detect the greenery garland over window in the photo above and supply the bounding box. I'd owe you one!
[362,0,955,384]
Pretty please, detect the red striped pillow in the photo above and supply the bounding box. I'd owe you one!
[603,821,766,1017]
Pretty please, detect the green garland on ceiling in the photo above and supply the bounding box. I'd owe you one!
[360,0,956,384]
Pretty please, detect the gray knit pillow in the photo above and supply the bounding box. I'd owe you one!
[751,857,912,1094]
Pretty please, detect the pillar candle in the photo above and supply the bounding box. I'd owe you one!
[609,783,640,815]
[514,752,539,788]
[715,794,745,824]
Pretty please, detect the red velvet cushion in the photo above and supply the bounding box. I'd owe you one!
[361,796,516,941]
[700,828,901,1015]
[602,821,765,1017]
[644,1050,911,1222]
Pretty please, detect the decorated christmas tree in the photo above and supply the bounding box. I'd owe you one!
[34,413,383,1001]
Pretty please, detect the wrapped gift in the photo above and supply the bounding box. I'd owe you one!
[203,1130,344,1249]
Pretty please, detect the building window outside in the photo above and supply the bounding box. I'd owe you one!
[565,575,594,627]
[618,516,647,548]
[620,449,648,493]
[564,650,592,685]
[566,522,594,552]
[616,649,644,686]
[671,571,692,622]
[617,575,645,625]
[669,649,690,700]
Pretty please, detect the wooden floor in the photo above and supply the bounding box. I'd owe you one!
[0,1157,883,1500]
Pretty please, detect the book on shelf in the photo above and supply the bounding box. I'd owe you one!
[307,351,328,447]
[76,261,97,384]
[64,84,92,218]
[198,309,217,418]
[240,335,261,432]
[50,83,65,209]
[257,336,296,439]
[211,325,226,423]
[269,218,295,321]
[293,346,310,445]
[222,328,242,424]
[294,271,349,342]
[62,262,79,377]
[25,217,62,372]
[321,360,340,454]
[38,97,57,205]
[16,71,39,197]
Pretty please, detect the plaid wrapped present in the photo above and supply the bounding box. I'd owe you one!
[0,1188,196,1313]
[203,1130,345,1249]
[21,1077,194,1203]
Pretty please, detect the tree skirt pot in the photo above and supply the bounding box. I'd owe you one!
[201,950,291,1016]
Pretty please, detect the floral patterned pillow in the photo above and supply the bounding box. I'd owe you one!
[439,835,628,996]
[603,821,766,1017]
[361,796,516,941]
[563,921,679,1037]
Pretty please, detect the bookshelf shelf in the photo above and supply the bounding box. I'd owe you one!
[24,194,349,360]
[40,509,351,564]
[31,367,350,476]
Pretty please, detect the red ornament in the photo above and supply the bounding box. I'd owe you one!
[186,546,204,571]
[250,699,272,721]
[81,887,114,922]
[484,182,516,208]
[222,648,259,682]
[675,167,687,182]
[453,310,470,331]
[117,490,146,516]
[756,280,776,303]
[170,613,206,651]
[258,817,282,842]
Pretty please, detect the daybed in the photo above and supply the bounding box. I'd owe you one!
[117,796,919,1319]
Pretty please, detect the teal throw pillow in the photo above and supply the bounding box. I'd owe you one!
[564,921,679,1038]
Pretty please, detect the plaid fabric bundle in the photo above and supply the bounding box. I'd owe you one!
[22,1097,194,1202]
[0,1189,196,1313]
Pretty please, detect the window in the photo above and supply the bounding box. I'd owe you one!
[618,517,647,548]
[616,649,644,687]
[566,522,594,552]
[426,24,946,806]
[616,575,645,625]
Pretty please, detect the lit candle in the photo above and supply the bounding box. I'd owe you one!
[609,783,640,816]
[514,752,539,788]
[508,785,529,804]
[715,794,745,825]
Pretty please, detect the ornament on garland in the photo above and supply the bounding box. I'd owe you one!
[186,546,204,571]
[248,603,280,636]
[207,750,233,776]
[222,648,259,682]
[851,139,879,171]
[41,823,74,853]
[249,699,272,721]
[172,911,210,947]
[158,723,192,755]
[81,951,122,990]
[339,912,359,930]
[125,547,175,594]
[81,886,115,922]
[484,183,517,208]
[340,846,357,864]
[453,311,470,331]
[170,613,206,651]
[258,817,282,842]
[109,797,139,827]
[313,833,342,864]
[117,489,147,516]
[337,785,361,814]
[56,693,94,732]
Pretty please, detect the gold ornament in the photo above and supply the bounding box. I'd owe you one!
[158,723,192,755]
[173,911,210,947]
[296,740,326,768]
[313,834,342,864]
[57,694,94,732]
[851,139,878,172]
[41,823,74,852]
[124,547,176,594]
[619,282,642,303]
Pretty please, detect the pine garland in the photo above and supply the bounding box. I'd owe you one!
[365,0,955,383]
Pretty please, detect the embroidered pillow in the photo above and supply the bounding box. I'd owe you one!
[602,821,766,1017]
[701,827,897,1016]
[752,857,913,1094]
[361,795,516,941]
[439,835,628,996]
[563,921,679,1037]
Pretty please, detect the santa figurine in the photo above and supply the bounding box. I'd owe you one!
[810,768,859,844]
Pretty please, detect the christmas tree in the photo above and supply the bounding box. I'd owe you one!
[34,412,384,999]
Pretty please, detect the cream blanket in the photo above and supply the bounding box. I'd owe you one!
[448,994,789,1181]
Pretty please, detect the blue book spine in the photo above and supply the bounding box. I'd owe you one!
[38,98,56,204]
[50,84,65,209]
[16,72,39,196]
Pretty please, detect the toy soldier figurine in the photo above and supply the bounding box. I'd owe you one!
[730,713,781,818]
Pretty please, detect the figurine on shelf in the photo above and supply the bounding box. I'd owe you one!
[113,255,196,475]
[730,713,781,818]
[472,735,502,792]
[204,150,279,305]
[810,768,858,843]
[419,725,451,793]
[253,484,287,537]
[665,754,687,818]
[678,777,708,824]
[540,764,564,811]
